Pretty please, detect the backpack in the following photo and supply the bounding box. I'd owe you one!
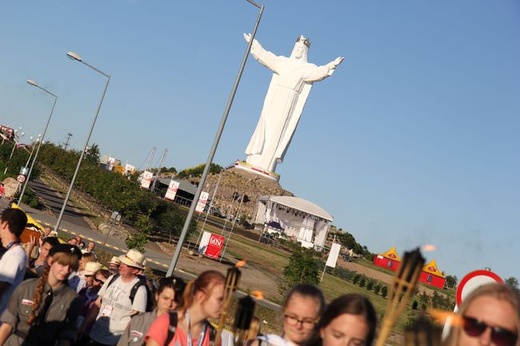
[165,312,217,346]
[106,274,154,312]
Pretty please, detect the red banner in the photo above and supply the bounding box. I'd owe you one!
[205,233,225,260]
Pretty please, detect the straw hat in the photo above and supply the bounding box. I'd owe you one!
[119,249,145,269]
[84,261,102,276]
[108,256,121,266]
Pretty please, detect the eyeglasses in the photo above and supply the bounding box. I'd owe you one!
[462,315,518,346]
[94,277,105,284]
[284,314,317,330]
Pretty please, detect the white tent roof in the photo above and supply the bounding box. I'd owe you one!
[266,196,333,222]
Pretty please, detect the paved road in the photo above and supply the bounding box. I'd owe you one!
[27,179,91,229]
[5,180,281,311]
[5,180,179,275]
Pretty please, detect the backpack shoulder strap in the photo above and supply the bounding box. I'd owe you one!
[165,312,178,346]
[107,274,120,288]
[208,322,217,344]
[129,278,145,304]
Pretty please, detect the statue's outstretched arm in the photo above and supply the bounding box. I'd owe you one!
[325,56,344,76]
[244,33,278,72]
[327,57,344,70]
[243,33,262,50]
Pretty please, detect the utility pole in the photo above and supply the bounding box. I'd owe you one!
[63,133,73,151]
[150,148,168,193]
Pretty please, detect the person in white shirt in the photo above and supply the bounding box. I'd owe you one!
[84,249,148,346]
[0,208,28,314]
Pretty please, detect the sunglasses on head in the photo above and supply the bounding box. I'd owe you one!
[462,315,518,346]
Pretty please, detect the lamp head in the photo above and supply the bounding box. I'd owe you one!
[27,80,38,87]
[66,51,82,62]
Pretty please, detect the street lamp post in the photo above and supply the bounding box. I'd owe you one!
[166,0,264,276]
[18,80,58,203]
[3,128,24,174]
[54,52,111,232]
[23,135,41,170]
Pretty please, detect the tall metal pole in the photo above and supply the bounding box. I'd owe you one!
[55,52,111,232]
[23,136,40,169]
[3,129,24,174]
[19,80,58,203]
[166,0,264,276]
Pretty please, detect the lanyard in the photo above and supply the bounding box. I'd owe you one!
[4,241,19,251]
[186,310,208,346]
[0,241,19,259]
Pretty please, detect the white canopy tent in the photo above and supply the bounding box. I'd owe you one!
[254,195,333,249]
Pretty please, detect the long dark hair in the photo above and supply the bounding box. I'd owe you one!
[307,294,377,346]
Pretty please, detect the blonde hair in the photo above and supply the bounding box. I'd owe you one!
[244,316,261,341]
[443,283,520,346]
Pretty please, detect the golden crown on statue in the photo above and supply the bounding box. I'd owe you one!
[296,35,311,48]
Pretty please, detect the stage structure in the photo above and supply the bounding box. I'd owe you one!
[254,195,333,249]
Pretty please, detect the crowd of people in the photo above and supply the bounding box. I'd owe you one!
[0,208,519,346]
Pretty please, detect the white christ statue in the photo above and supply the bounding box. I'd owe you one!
[244,34,343,173]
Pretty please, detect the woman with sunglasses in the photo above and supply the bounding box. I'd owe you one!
[118,276,186,346]
[260,284,326,346]
[443,282,519,346]
[76,266,110,345]
[305,294,377,346]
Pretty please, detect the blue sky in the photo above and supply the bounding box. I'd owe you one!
[1,1,519,280]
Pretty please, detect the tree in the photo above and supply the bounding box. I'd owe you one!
[505,277,519,289]
[85,143,101,166]
[125,214,153,252]
[445,275,458,289]
[278,245,320,294]
[177,163,223,179]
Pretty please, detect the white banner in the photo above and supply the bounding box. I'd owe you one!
[125,164,135,174]
[326,243,341,268]
[165,180,180,200]
[140,171,153,189]
[195,191,210,213]
[198,231,212,253]
[107,157,116,171]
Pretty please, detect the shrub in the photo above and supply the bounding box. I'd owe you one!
[353,274,361,285]
[381,286,388,298]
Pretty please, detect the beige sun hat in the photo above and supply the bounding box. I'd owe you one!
[119,249,145,269]
[108,256,121,266]
[84,261,102,276]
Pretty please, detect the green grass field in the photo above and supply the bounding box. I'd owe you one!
[202,228,440,343]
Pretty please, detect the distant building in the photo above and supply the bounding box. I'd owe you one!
[0,125,15,141]
[373,246,447,289]
[253,195,333,250]
[153,177,201,207]
[99,155,134,175]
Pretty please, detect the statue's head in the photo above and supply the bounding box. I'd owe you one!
[290,35,310,61]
